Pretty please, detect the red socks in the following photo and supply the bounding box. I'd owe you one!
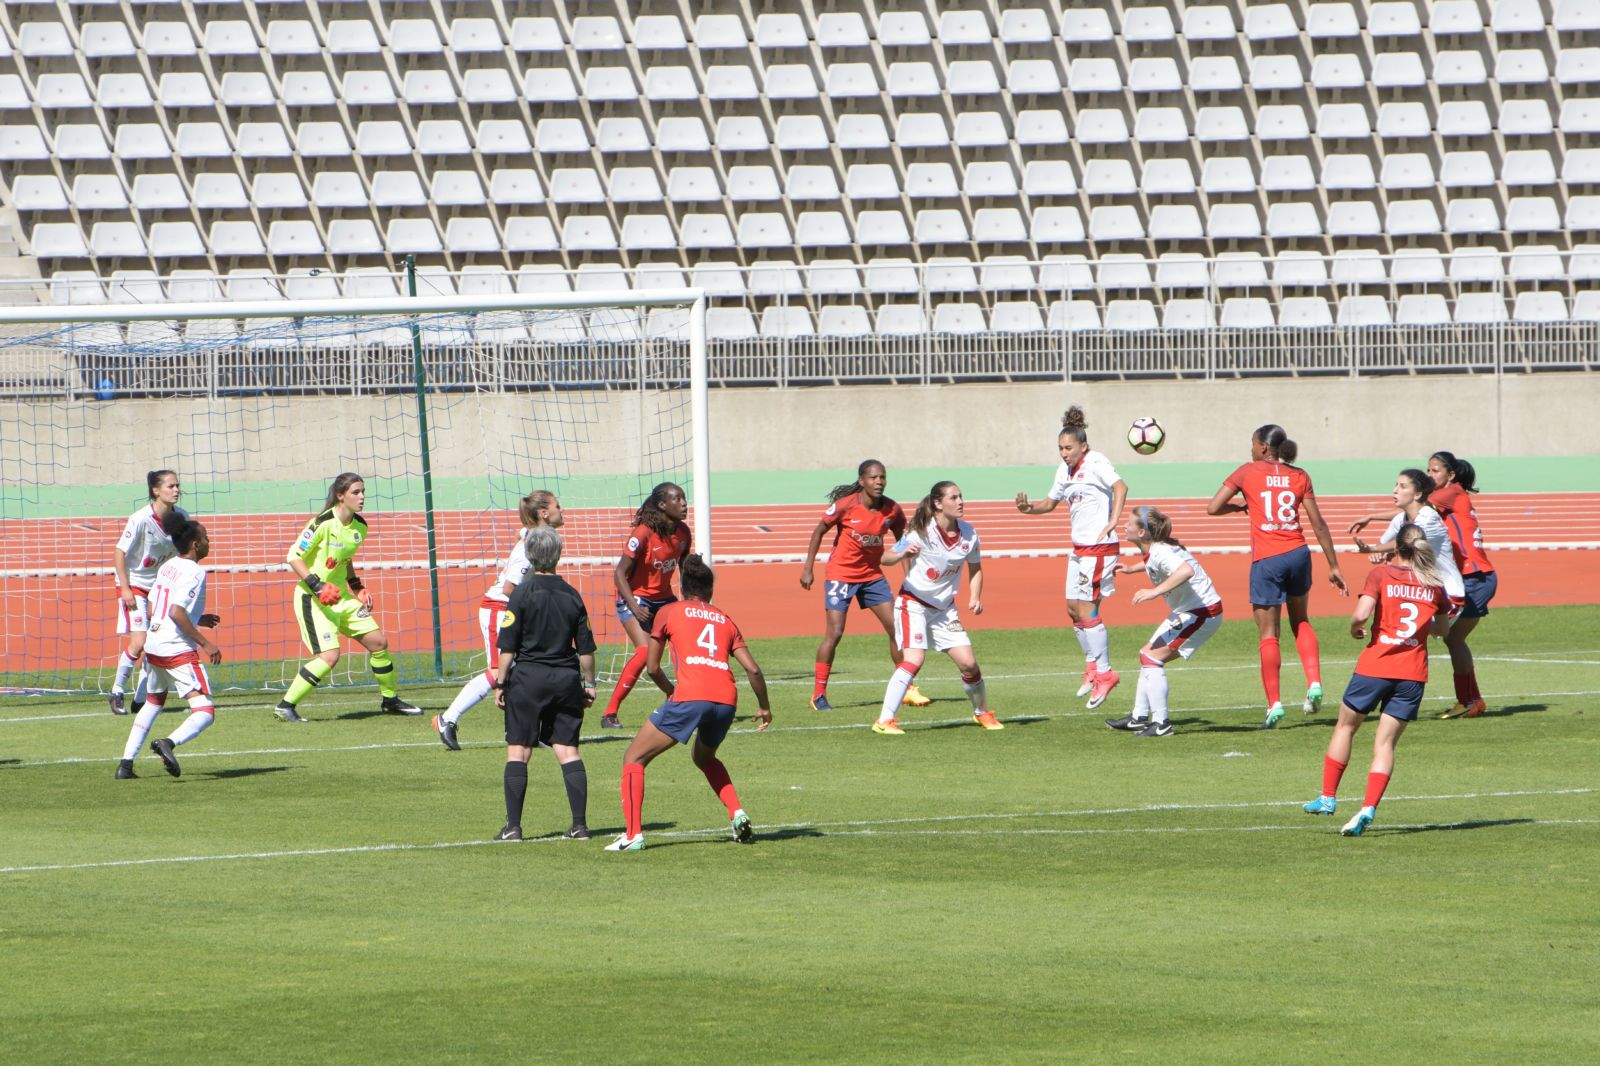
[812,663,831,700]
[621,762,646,838]
[1363,771,1391,810]
[1292,620,1320,686]
[605,647,648,716]
[1259,638,1282,705]
[1321,756,1347,799]
[700,757,742,818]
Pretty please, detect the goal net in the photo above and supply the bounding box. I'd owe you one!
[0,272,708,696]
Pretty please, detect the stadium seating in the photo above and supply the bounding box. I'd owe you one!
[0,0,1596,340]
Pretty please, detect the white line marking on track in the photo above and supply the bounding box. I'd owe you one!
[2,797,1593,875]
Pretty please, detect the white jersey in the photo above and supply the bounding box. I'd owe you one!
[144,556,207,657]
[1382,509,1465,600]
[1047,451,1122,548]
[897,519,980,611]
[1144,541,1221,614]
[116,505,187,591]
[482,537,531,603]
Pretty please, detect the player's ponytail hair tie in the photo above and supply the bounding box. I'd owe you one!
[911,481,959,532]
[1254,424,1298,465]
[1059,406,1089,445]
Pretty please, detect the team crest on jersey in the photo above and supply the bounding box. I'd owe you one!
[142,556,154,568]
[499,610,516,628]
[325,559,337,569]
[627,536,641,553]
[825,503,838,517]
[353,531,363,543]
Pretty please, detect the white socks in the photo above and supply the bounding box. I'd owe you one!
[121,701,162,760]
[444,673,495,725]
[132,666,149,704]
[961,673,987,713]
[168,707,213,746]
[880,666,918,723]
[1082,623,1111,672]
[1139,665,1170,725]
[112,652,138,696]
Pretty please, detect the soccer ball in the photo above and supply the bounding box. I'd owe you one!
[1127,417,1165,455]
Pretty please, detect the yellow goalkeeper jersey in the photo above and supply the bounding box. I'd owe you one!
[289,509,368,596]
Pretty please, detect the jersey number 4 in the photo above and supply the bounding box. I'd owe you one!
[696,623,719,658]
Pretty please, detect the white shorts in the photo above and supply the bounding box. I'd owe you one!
[893,594,972,653]
[479,599,509,679]
[116,590,150,636]
[1149,607,1224,661]
[1065,553,1117,603]
[144,651,211,699]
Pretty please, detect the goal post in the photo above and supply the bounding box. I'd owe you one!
[0,282,709,695]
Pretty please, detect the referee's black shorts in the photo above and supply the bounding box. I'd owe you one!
[503,663,586,748]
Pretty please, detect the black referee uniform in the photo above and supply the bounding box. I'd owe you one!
[497,572,596,747]
[494,571,596,840]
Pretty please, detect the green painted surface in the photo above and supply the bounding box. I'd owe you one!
[4,456,1592,518]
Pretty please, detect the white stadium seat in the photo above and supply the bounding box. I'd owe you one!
[1105,300,1158,331]
[74,175,129,210]
[1163,299,1215,329]
[1513,292,1568,322]
[1442,151,1496,188]
[1060,9,1114,42]
[1048,301,1102,331]
[1371,2,1423,37]
[11,175,69,211]
[1263,155,1316,192]
[1396,295,1451,325]
[1274,252,1329,287]
[1221,298,1275,328]
[1497,50,1550,84]
[1455,293,1508,323]
[1390,249,1446,284]
[1279,297,1333,327]
[879,12,932,45]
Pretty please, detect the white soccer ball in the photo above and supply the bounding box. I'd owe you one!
[1127,417,1166,455]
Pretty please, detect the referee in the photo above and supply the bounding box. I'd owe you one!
[492,526,597,841]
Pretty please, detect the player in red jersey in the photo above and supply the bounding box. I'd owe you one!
[1207,424,1346,729]
[601,482,692,730]
[607,555,771,851]
[799,460,928,712]
[1427,452,1497,718]
[1303,525,1452,836]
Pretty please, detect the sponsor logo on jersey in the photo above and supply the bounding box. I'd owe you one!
[296,534,312,552]
[142,556,154,568]
[326,559,337,569]
[499,610,516,628]
[850,532,884,547]
[681,655,730,671]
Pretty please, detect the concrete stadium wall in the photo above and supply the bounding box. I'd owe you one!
[15,372,1596,488]
[710,373,1599,471]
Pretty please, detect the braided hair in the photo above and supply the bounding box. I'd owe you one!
[632,482,685,537]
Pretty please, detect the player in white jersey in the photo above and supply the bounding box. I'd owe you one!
[109,469,188,716]
[1014,406,1129,710]
[1104,508,1225,737]
[115,512,222,780]
[1349,469,1466,604]
[433,491,564,750]
[873,482,1004,734]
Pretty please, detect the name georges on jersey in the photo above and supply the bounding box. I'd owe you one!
[679,606,733,671]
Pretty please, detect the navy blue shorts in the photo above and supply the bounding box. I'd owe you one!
[1248,546,1313,606]
[824,576,893,613]
[649,699,736,747]
[616,595,676,628]
[1342,673,1426,722]
[1460,571,1497,619]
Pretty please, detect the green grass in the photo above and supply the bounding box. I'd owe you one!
[2,605,1597,1064]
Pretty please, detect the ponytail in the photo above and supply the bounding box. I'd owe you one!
[679,553,714,601]
[1393,523,1444,588]
[519,489,556,529]
[161,510,204,555]
[146,469,176,501]
[1059,405,1089,445]
[1255,424,1298,465]
[1430,451,1479,494]
[827,459,886,505]
[323,472,364,512]
[911,481,959,533]
[1133,505,1185,550]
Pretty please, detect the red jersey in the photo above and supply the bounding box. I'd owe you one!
[623,522,692,600]
[1428,483,1494,576]
[1355,563,1448,682]
[1223,461,1315,560]
[820,494,907,582]
[650,599,746,706]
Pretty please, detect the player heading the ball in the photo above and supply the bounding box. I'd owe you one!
[1015,406,1130,711]
[273,473,420,723]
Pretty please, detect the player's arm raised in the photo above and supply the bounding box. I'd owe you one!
[733,645,772,731]
[1205,482,1247,516]
[798,519,830,589]
[1302,493,1348,594]
[644,632,674,696]
[1347,505,1402,535]
[1014,491,1058,515]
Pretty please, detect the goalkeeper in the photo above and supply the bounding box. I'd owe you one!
[273,472,421,723]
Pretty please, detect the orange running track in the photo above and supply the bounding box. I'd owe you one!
[4,494,1596,676]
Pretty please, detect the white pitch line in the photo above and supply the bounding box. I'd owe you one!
[3,803,1594,876]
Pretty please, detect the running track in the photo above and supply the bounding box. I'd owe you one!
[4,493,1596,676]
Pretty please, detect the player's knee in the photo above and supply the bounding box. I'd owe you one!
[367,634,389,654]
[319,649,341,667]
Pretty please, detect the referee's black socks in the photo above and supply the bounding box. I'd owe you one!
[562,760,588,830]
[503,761,528,830]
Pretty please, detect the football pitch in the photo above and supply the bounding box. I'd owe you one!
[3,605,1596,1064]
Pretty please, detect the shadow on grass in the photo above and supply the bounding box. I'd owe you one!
[1482,703,1548,718]
[197,765,294,780]
[1174,716,1330,734]
[1381,818,1535,835]
[640,826,825,850]
[921,715,1049,732]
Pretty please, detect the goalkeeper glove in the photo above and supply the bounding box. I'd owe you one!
[317,583,343,606]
